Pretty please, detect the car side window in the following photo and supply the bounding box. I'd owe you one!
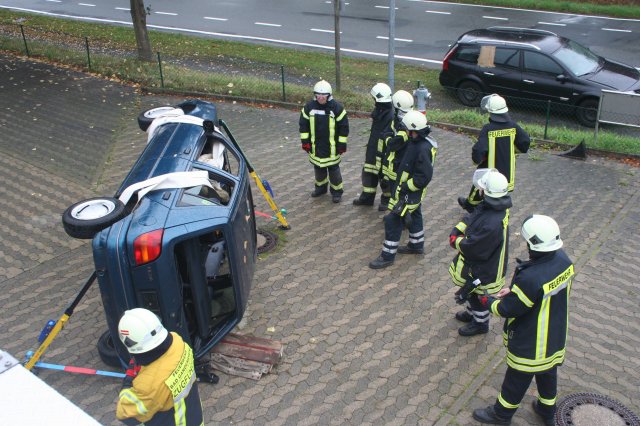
[494,48,520,69]
[454,45,480,63]
[523,51,564,76]
[179,168,234,207]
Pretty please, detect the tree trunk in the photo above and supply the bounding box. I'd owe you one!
[130,0,153,62]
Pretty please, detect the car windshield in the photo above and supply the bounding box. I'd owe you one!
[551,40,601,76]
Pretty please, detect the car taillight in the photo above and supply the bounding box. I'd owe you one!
[442,46,457,71]
[134,229,163,265]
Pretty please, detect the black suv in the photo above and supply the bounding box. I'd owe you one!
[439,27,640,126]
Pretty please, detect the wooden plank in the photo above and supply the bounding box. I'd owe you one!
[211,333,283,365]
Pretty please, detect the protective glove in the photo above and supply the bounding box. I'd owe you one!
[302,143,311,153]
[449,234,458,249]
[337,146,346,155]
[454,278,481,305]
[480,295,497,309]
[122,358,140,389]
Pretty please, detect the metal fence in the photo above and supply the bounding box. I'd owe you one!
[2,22,640,144]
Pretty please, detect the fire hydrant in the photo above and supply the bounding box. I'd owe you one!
[413,84,431,113]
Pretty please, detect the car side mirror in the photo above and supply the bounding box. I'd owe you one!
[556,74,569,83]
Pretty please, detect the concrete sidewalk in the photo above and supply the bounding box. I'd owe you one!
[0,54,638,425]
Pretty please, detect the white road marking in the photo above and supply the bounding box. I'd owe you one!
[311,28,336,33]
[255,22,282,27]
[78,3,96,6]
[482,16,508,21]
[0,6,443,65]
[425,10,451,15]
[538,21,566,26]
[115,7,130,12]
[204,17,228,21]
[156,12,178,16]
[377,36,413,43]
[375,6,398,9]
[602,28,632,33]
[45,0,61,3]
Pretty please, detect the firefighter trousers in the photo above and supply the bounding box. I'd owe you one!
[494,366,558,420]
[314,164,343,195]
[380,206,424,260]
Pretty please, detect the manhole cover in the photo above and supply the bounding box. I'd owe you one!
[556,393,640,426]
[257,229,278,254]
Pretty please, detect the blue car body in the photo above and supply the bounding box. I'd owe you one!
[91,100,257,365]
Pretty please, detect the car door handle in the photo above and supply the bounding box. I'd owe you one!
[483,72,495,76]
[523,79,535,84]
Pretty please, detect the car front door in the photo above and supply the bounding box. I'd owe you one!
[520,51,575,105]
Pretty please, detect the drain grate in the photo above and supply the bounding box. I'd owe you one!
[257,229,278,254]
[555,393,640,426]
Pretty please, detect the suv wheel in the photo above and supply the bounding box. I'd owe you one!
[62,197,126,239]
[575,98,599,127]
[456,81,483,107]
[97,330,125,368]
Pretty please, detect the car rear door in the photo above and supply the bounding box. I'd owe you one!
[477,46,523,97]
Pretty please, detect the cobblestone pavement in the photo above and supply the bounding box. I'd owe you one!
[0,54,638,426]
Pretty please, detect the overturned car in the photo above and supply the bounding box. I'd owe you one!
[62,100,257,369]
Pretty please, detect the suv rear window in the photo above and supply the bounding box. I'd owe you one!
[523,51,564,76]
[466,46,520,69]
[454,45,480,63]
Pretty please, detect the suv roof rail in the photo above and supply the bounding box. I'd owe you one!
[486,26,557,37]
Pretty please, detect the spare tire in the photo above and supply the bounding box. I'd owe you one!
[62,197,126,239]
[137,106,182,131]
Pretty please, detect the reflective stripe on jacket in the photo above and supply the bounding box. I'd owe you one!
[489,250,574,373]
[388,136,437,213]
[299,98,349,167]
[448,197,511,294]
[116,333,204,426]
[472,119,530,191]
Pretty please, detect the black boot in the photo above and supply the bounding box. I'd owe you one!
[455,310,473,323]
[397,245,424,255]
[332,193,342,203]
[457,196,475,213]
[353,194,374,206]
[532,401,555,426]
[458,321,489,336]
[311,187,327,197]
[369,255,394,269]
[472,406,511,425]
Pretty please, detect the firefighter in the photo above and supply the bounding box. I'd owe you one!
[299,80,350,203]
[458,94,530,213]
[116,308,203,426]
[472,215,574,425]
[449,169,511,336]
[379,89,415,212]
[369,110,437,269]
[353,83,394,207]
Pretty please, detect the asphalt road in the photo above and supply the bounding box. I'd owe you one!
[2,0,640,69]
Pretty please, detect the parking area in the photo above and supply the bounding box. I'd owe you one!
[0,53,638,425]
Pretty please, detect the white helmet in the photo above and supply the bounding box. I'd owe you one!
[370,82,392,103]
[313,80,332,96]
[481,94,508,114]
[118,308,169,354]
[392,90,414,113]
[401,110,428,131]
[521,215,563,252]
[476,169,508,198]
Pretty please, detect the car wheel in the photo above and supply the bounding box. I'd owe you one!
[97,330,125,368]
[575,98,599,127]
[456,81,483,107]
[137,106,181,131]
[62,197,126,239]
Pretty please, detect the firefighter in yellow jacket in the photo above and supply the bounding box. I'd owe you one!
[300,80,349,203]
[116,308,203,426]
[472,215,574,425]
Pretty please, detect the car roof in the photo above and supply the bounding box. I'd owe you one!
[458,27,567,52]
